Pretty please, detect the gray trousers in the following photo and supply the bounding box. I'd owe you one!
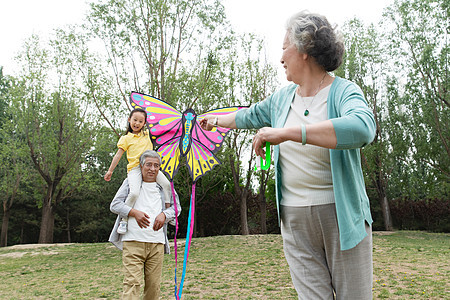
[281,204,373,300]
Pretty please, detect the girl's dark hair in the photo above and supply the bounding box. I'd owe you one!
[126,108,147,134]
[286,11,345,71]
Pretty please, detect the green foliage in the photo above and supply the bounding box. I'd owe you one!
[337,18,394,230]
[86,0,232,106]
[55,128,127,243]
[383,0,449,199]
[0,67,10,126]
[8,31,99,243]
[336,0,449,230]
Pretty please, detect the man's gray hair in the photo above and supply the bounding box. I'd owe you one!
[140,150,162,166]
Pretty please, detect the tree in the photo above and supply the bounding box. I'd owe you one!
[383,0,449,199]
[0,123,29,246]
[13,33,96,243]
[86,0,232,133]
[222,34,278,234]
[0,70,29,246]
[336,19,393,230]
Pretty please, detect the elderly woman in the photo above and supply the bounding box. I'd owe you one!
[201,11,375,299]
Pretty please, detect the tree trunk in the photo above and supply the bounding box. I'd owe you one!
[362,150,394,232]
[375,154,393,231]
[66,208,71,243]
[240,189,249,235]
[20,222,24,244]
[380,194,393,231]
[258,194,267,234]
[229,155,250,235]
[375,178,394,231]
[38,198,55,244]
[1,208,10,247]
[1,173,21,247]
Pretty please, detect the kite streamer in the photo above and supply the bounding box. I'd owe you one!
[130,91,243,299]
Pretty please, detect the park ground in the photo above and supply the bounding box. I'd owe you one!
[0,231,448,299]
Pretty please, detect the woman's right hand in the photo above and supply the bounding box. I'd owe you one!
[253,127,286,157]
[104,171,113,181]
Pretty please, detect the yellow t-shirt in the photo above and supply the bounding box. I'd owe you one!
[117,131,153,172]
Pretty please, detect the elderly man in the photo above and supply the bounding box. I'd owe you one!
[109,150,181,300]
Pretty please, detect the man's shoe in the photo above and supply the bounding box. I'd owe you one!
[117,220,128,234]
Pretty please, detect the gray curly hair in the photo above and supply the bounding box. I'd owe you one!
[286,11,344,71]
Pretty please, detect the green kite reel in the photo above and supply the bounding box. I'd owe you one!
[255,142,271,171]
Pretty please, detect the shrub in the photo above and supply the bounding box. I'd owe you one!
[390,197,450,232]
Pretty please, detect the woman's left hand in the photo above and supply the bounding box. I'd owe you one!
[252,127,285,157]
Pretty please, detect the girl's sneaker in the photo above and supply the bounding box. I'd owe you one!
[117,220,128,234]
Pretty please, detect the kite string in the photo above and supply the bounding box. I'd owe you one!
[171,182,179,300]
[177,183,196,299]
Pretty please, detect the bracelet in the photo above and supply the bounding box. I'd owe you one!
[301,124,306,145]
[213,116,218,127]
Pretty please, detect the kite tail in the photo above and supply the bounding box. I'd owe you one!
[176,183,196,300]
[171,181,180,300]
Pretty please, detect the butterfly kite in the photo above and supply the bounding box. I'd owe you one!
[130,91,243,299]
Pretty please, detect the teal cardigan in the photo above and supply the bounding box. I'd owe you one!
[235,77,376,250]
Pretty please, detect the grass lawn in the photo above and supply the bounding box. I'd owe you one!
[0,231,448,299]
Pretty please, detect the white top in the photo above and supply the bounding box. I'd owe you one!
[279,85,335,207]
[123,182,165,244]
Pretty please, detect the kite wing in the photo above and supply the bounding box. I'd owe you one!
[194,107,242,153]
[187,107,244,182]
[130,92,183,180]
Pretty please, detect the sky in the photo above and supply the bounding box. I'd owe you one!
[0,0,393,83]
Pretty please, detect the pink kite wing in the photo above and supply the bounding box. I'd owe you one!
[194,106,245,154]
[157,137,182,181]
[130,91,184,181]
[130,92,183,148]
[186,139,220,182]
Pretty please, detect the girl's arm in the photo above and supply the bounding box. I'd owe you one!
[104,148,125,181]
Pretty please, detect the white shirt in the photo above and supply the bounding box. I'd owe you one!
[279,85,335,207]
[122,182,165,244]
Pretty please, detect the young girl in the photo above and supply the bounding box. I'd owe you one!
[105,108,171,234]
